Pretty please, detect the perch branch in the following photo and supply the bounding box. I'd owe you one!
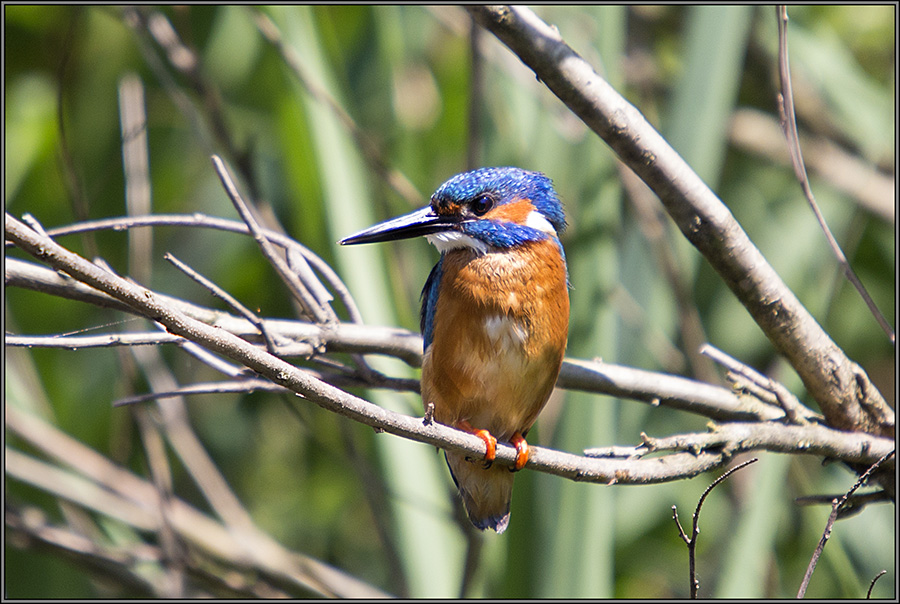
[6,213,894,485]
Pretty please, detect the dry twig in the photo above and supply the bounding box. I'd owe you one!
[673,458,759,598]
[774,5,894,344]
[796,450,895,598]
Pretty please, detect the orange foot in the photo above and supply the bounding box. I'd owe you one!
[510,431,529,472]
[457,420,497,469]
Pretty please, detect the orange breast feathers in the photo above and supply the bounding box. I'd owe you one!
[421,238,569,441]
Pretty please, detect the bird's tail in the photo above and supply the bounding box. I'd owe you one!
[445,451,516,533]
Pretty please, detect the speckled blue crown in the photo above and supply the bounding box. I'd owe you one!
[432,167,567,235]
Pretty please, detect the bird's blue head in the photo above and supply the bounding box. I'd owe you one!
[339,167,566,253]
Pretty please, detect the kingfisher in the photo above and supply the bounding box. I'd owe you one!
[340,167,569,533]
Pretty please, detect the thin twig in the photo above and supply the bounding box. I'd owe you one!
[866,570,887,599]
[286,246,334,309]
[585,422,892,468]
[211,154,335,325]
[6,332,186,349]
[20,213,51,238]
[165,252,281,355]
[112,369,421,408]
[775,5,894,345]
[113,378,284,407]
[796,449,895,598]
[152,322,250,378]
[794,490,892,520]
[7,213,366,324]
[700,343,815,424]
[673,458,758,598]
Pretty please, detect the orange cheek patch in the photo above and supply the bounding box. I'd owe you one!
[485,198,534,223]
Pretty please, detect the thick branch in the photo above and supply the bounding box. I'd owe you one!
[465,5,892,439]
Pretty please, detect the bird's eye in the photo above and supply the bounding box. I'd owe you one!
[471,194,494,216]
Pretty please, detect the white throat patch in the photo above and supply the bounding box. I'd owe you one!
[425,231,488,254]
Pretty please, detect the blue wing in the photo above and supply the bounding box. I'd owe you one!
[419,257,443,352]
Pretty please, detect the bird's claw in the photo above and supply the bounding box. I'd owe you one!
[509,431,529,472]
[458,423,529,471]
[457,421,497,468]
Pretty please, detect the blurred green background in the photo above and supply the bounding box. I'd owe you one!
[4,5,894,598]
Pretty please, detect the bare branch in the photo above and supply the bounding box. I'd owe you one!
[6,214,894,486]
[7,255,816,425]
[113,379,287,407]
[795,491,891,519]
[464,5,892,440]
[584,422,893,469]
[7,256,423,366]
[562,357,801,423]
[14,212,365,323]
[6,331,185,349]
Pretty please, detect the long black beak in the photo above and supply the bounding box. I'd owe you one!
[339,206,462,245]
